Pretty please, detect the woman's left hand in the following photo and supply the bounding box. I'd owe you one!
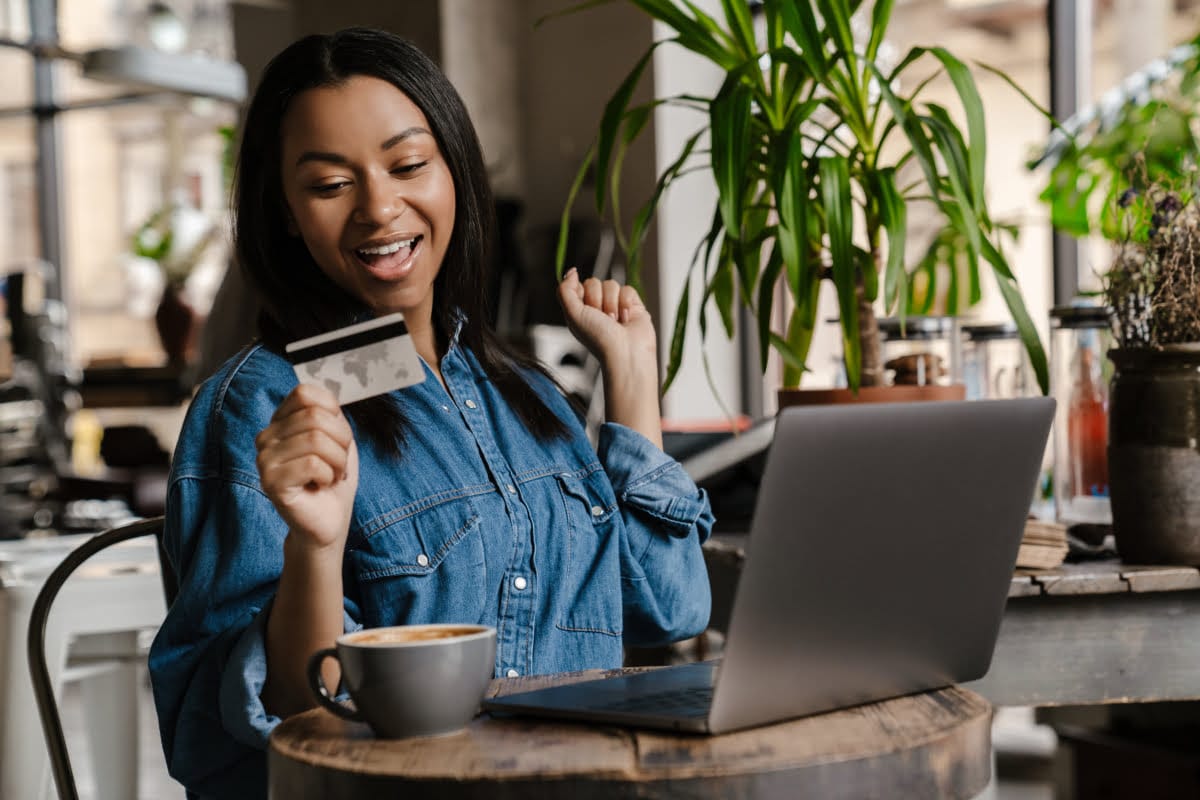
[557,268,658,378]
[557,268,663,448]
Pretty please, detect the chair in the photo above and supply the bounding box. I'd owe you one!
[26,515,175,800]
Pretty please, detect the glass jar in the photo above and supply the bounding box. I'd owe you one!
[878,316,958,387]
[960,322,1035,400]
[1050,305,1113,525]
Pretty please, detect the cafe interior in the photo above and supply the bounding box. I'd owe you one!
[2,0,1200,797]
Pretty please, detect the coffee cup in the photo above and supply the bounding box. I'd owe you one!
[307,623,496,738]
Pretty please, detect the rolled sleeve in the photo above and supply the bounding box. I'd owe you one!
[598,422,713,541]
[219,601,363,749]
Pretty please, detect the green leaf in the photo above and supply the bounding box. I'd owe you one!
[534,0,617,28]
[1042,162,1095,238]
[778,0,829,78]
[739,191,772,299]
[908,243,937,315]
[594,41,662,215]
[762,0,785,51]
[662,273,692,395]
[626,128,706,288]
[608,103,654,253]
[770,331,808,377]
[926,47,988,211]
[872,61,943,213]
[774,128,810,301]
[555,146,596,279]
[980,236,1050,394]
[814,0,855,66]
[874,167,908,312]
[629,0,741,69]
[718,0,757,59]
[757,242,785,371]
[663,203,723,394]
[710,75,753,237]
[820,155,859,390]
[940,199,983,306]
[922,112,983,269]
[866,0,895,62]
[781,303,817,388]
[707,246,737,338]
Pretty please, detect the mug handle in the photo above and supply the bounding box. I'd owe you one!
[306,647,365,722]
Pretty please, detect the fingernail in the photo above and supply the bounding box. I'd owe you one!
[566,267,578,279]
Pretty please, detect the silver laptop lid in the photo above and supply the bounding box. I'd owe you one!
[708,397,1054,733]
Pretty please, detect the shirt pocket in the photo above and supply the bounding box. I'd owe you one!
[554,470,623,637]
[347,497,487,626]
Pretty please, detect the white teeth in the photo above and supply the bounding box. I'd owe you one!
[357,237,416,256]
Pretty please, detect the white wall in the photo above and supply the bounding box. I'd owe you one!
[441,0,525,199]
[652,3,743,422]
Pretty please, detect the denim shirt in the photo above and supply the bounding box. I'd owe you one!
[148,327,714,799]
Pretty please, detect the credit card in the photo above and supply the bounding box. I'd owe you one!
[284,312,425,405]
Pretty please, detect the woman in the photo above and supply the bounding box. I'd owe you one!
[149,27,713,799]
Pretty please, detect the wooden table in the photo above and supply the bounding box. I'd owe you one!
[268,668,993,799]
[705,539,1200,708]
[967,560,1200,707]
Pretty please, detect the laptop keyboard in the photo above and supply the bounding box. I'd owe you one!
[594,685,713,716]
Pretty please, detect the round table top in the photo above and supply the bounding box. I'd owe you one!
[268,668,992,800]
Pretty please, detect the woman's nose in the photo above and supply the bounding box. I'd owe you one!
[354,175,403,225]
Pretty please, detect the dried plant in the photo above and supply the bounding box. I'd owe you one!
[1105,180,1200,348]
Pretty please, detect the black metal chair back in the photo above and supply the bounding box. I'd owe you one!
[26,515,170,800]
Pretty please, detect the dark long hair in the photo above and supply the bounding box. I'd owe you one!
[234,27,568,454]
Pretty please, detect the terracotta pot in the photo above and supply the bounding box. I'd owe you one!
[777,383,966,409]
[1108,345,1200,565]
[155,284,199,366]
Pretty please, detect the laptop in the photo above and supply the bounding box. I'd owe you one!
[482,397,1055,734]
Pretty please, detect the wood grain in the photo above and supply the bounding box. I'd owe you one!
[965,591,1200,707]
[1119,565,1200,593]
[1030,563,1130,595]
[268,670,993,799]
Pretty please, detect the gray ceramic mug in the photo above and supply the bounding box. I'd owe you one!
[307,623,497,738]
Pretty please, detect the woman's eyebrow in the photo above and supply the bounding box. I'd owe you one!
[295,127,432,167]
[380,126,432,151]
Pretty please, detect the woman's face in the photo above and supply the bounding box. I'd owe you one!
[279,75,456,321]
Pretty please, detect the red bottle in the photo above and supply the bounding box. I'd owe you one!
[1067,347,1109,499]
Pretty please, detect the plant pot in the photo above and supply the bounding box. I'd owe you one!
[1108,345,1200,565]
[777,383,966,409]
[155,284,199,366]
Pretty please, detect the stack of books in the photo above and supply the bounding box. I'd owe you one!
[1015,519,1069,570]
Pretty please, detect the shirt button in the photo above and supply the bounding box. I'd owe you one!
[506,668,520,678]
[416,553,429,567]
[465,399,478,409]
[506,484,517,494]
[513,576,527,590]
[441,404,450,412]
[591,505,605,517]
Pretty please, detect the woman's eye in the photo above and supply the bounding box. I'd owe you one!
[393,161,428,176]
[311,182,349,195]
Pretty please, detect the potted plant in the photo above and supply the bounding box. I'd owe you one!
[131,197,219,365]
[551,0,1047,402]
[1102,178,1200,564]
[1031,38,1200,243]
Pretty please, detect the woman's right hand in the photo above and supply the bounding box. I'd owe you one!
[255,384,358,552]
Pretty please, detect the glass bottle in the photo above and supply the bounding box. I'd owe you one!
[1066,340,1109,502]
[1050,305,1113,525]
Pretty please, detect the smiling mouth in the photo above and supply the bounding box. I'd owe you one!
[354,235,423,276]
